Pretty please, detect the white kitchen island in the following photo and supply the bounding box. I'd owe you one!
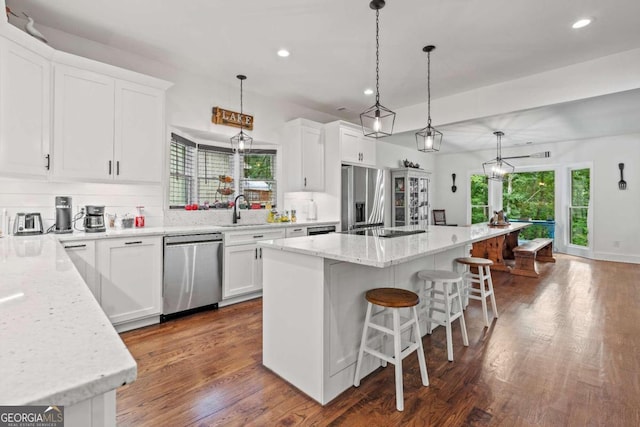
[258,223,529,405]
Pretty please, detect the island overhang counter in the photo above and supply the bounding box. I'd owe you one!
[258,223,529,405]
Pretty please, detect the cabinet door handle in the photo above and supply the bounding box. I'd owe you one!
[45,154,50,170]
[108,160,112,175]
[64,244,86,249]
[259,248,262,258]
[253,235,264,239]
[304,177,307,187]
[116,161,120,176]
[255,248,258,259]
[125,241,142,245]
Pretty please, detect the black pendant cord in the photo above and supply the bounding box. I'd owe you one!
[239,78,244,133]
[427,49,431,127]
[375,9,380,107]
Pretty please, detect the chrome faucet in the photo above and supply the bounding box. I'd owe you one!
[232,194,246,224]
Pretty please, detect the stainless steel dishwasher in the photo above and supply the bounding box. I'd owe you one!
[162,233,222,321]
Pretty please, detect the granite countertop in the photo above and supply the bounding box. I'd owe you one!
[0,234,136,405]
[0,219,338,405]
[57,220,339,241]
[258,223,530,268]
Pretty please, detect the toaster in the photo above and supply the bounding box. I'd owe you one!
[13,212,44,236]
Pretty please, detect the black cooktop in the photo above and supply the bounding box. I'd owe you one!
[347,228,426,238]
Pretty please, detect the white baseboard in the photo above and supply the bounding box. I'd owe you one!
[593,251,640,265]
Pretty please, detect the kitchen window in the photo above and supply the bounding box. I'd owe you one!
[239,149,277,208]
[169,134,277,209]
[569,168,590,247]
[470,174,489,224]
[197,144,235,205]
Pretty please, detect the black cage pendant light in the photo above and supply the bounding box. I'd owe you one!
[483,131,515,181]
[230,74,253,153]
[416,45,443,152]
[360,0,395,138]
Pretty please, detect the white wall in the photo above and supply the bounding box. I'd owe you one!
[431,133,640,263]
[0,177,164,230]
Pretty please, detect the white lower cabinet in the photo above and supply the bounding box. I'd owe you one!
[63,240,99,300]
[223,244,261,298]
[96,236,162,331]
[223,228,285,299]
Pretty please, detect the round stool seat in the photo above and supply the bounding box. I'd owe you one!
[417,269,462,282]
[366,288,419,308]
[455,257,494,267]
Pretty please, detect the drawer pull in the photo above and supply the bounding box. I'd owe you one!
[293,228,302,232]
[125,241,143,245]
[253,235,264,239]
[64,244,86,249]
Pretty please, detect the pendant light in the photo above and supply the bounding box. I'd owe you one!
[360,0,395,138]
[230,74,253,153]
[416,45,442,152]
[483,131,514,181]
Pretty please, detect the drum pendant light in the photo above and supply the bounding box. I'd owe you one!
[230,74,253,153]
[360,0,395,138]
[416,45,443,152]
[483,131,515,181]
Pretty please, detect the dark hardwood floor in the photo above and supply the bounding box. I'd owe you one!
[118,254,640,426]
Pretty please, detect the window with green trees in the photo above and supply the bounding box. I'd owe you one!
[503,171,555,240]
[569,168,590,247]
[470,174,489,224]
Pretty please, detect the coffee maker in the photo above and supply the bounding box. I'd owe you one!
[55,196,73,234]
[84,205,106,233]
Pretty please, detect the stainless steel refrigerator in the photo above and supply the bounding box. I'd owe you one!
[341,165,385,231]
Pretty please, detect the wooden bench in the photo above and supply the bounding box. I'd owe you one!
[511,238,556,278]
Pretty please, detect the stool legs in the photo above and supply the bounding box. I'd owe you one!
[454,280,470,350]
[423,279,469,362]
[353,302,373,387]
[354,301,429,411]
[486,266,499,321]
[462,264,499,327]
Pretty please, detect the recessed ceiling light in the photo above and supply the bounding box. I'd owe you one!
[363,88,374,96]
[277,49,290,57]
[572,18,591,29]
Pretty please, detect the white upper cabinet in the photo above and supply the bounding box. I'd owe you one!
[325,121,377,167]
[339,126,376,166]
[53,63,166,183]
[114,80,164,182]
[0,37,51,177]
[53,64,115,180]
[282,119,325,192]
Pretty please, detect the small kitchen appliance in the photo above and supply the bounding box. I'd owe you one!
[55,196,73,234]
[84,205,106,232]
[13,212,43,236]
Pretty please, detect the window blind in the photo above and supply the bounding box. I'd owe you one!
[169,133,196,208]
[197,144,235,204]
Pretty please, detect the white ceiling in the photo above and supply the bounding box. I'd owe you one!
[7,0,640,150]
[384,88,640,152]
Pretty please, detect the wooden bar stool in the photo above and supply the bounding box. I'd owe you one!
[353,288,429,411]
[416,269,469,361]
[455,257,498,327]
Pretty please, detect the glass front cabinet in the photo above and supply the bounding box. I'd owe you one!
[391,168,430,227]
